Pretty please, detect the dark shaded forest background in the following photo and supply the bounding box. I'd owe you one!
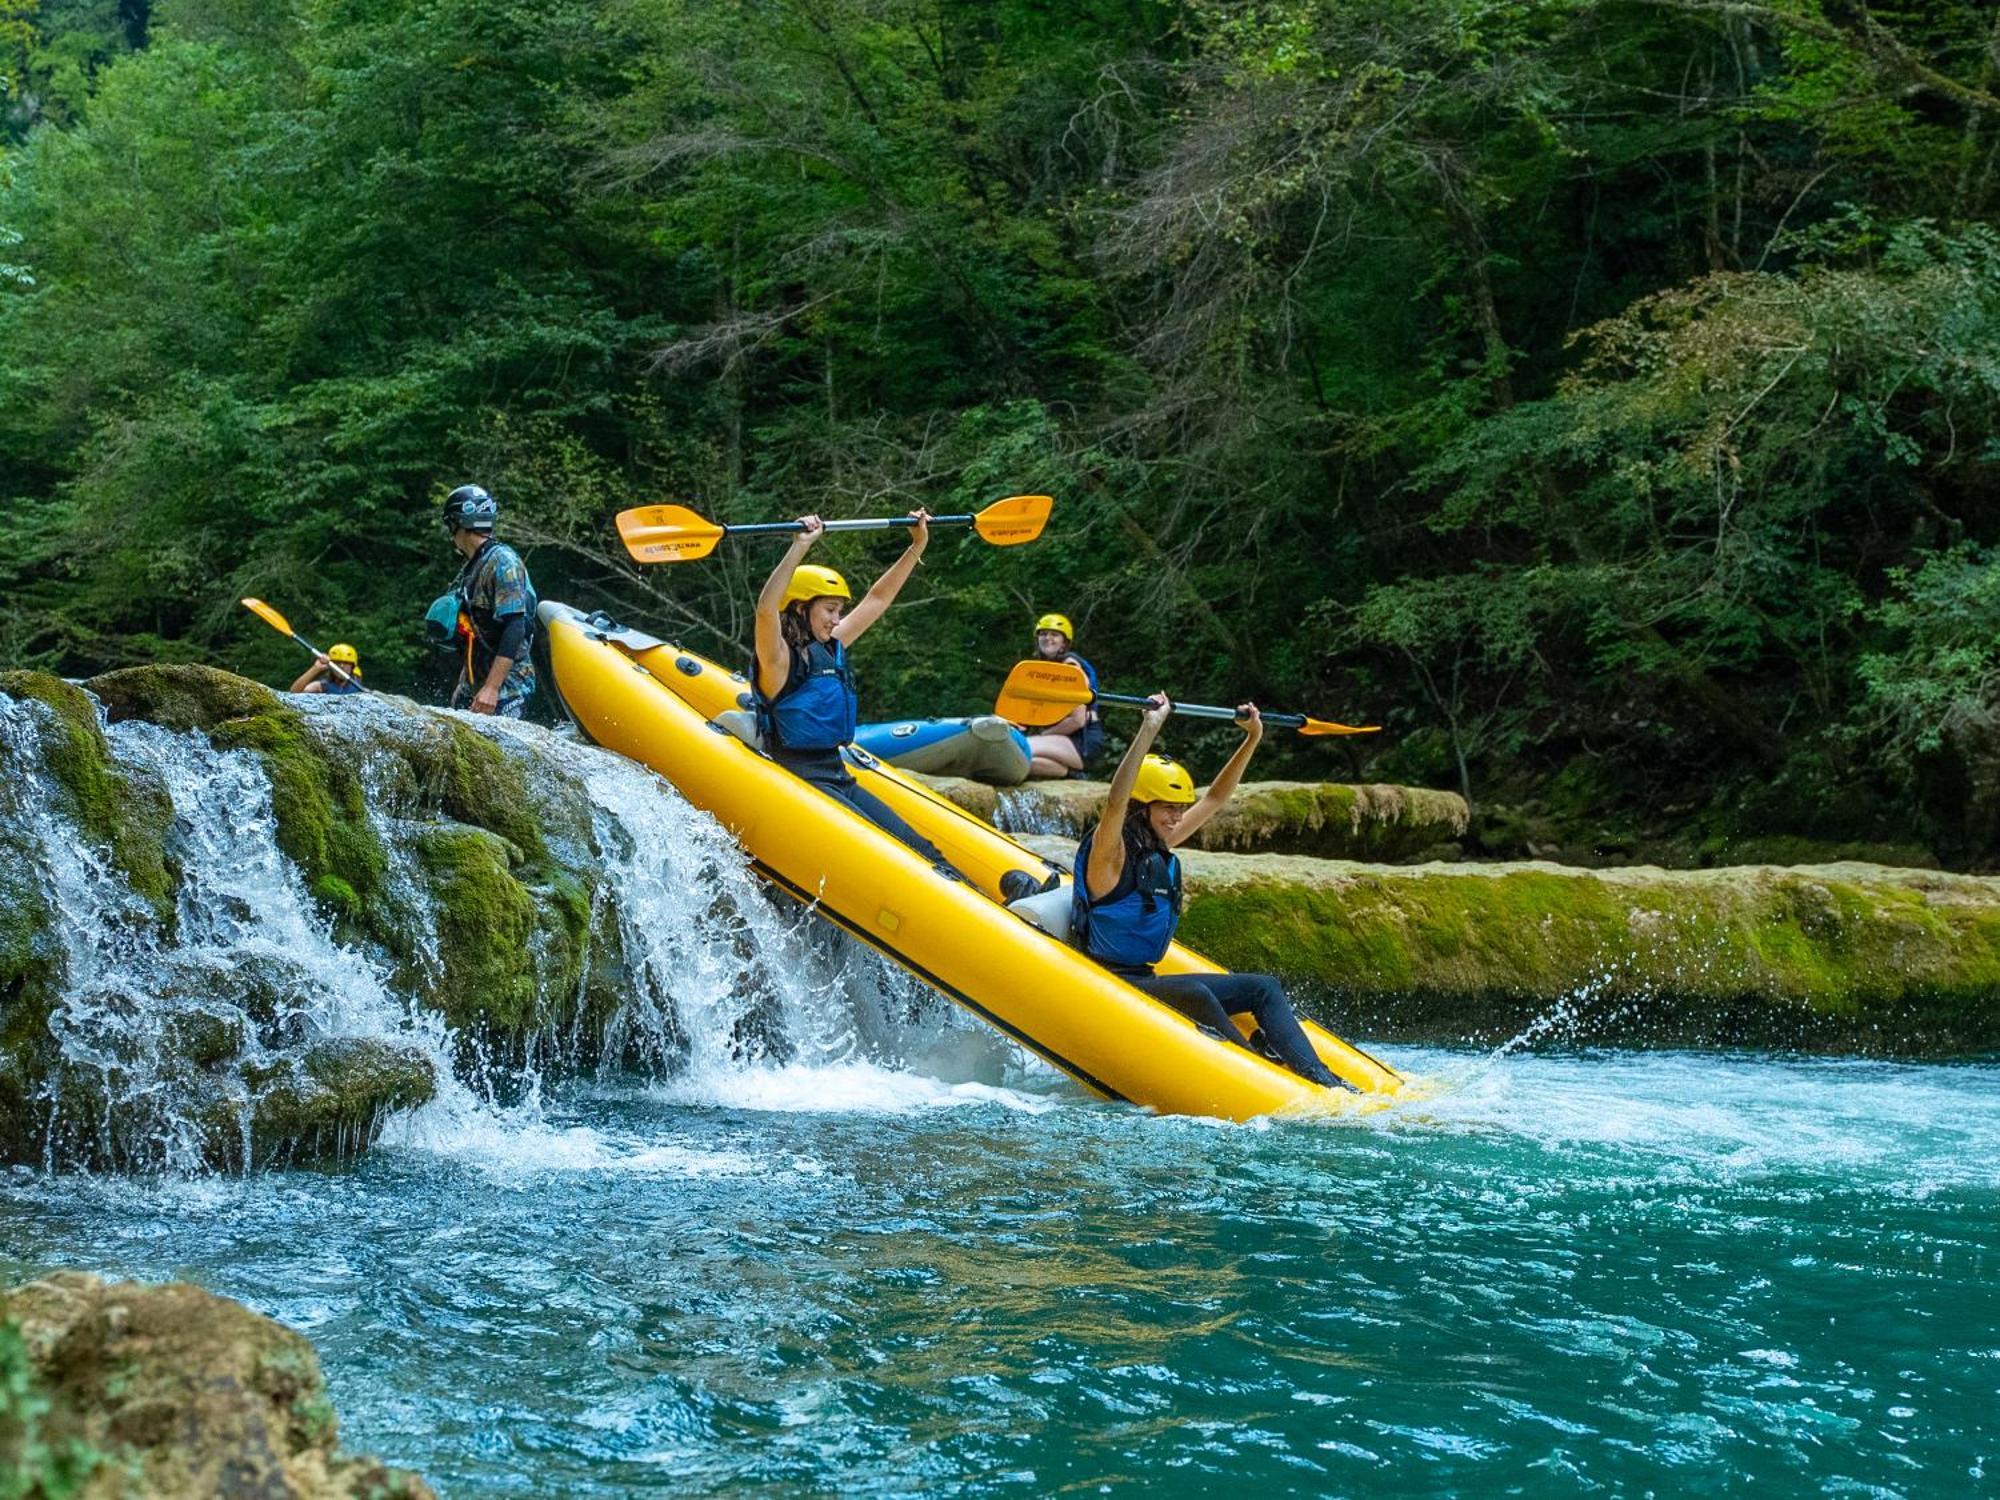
[5,0,2000,864]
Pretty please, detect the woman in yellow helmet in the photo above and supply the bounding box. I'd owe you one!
[1072,694,1339,1086]
[756,512,1049,899]
[290,643,364,697]
[1024,612,1104,780]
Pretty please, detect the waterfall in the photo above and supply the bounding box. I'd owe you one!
[0,685,1028,1173]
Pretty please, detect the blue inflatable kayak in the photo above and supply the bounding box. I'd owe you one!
[852,715,1034,785]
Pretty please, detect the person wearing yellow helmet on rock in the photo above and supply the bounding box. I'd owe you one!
[289,642,365,697]
[1073,692,1340,1087]
[756,511,1053,900]
[1024,612,1105,780]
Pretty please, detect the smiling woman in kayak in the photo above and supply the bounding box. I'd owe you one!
[1073,694,1340,1087]
[756,512,1054,900]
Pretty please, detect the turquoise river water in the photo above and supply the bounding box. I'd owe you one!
[3,1046,1995,1496]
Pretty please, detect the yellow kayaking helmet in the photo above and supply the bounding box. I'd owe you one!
[783,565,853,608]
[1034,612,1074,641]
[328,643,361,677]
[1133,754,1196,805]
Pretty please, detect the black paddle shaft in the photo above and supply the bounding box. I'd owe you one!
[1096,690,1304,730]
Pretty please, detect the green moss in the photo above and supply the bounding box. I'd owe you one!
[410,826,540,1032]
[83,663,281,733]
[0,1319,106,1497]
[1174,855,2000,1054]
[207,706,390,928]
[1191,782,1468,861]
[0,671,178,926]
[392,716,549,866]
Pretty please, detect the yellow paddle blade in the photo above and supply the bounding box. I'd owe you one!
[973,494,1053,546]
[1298,718,1381,736]
[994,659,1092,727]
[240,597,294,637]
[616,504,724,563]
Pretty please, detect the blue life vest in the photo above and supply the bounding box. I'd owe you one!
[760,638,857,752]
[1071,825,1183,973]
[322,675,364,697]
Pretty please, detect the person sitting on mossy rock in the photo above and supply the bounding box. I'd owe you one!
[1022,611,1105,781]
[1073,693,1341,1088]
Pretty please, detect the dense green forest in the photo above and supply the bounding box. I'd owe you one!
[4,0,1999,862]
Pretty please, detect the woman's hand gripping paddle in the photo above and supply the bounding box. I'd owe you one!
[995,660,1377,736]
[615,494,1053,564]
[240,598,365,692]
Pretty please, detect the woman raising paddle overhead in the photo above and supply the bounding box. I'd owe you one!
[1073,694,1341,1087]
[755,510,1053,901]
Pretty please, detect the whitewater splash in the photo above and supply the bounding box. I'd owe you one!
[0,687,1034,1172]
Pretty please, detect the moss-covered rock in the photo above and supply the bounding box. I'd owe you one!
[0,1271,433,1498]
[235,1039,436,1168]
[925,775,1469,860]
[1162,851,2000,1055]
[208,705,391,925]
[408,824,541,1033]
[84,663,283,733]
[0,672,178,924]
[8,946,437,1171]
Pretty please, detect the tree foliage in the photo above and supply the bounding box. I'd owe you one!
[3,0,1999,854]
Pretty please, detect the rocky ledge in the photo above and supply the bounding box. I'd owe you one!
[1020,834,2000,1055]
[0,1272,430,1498]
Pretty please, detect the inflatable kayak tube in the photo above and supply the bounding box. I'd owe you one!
[852,715,1033,784]
[538,602,1405,1119]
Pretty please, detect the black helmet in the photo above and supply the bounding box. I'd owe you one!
[442,484,498,534]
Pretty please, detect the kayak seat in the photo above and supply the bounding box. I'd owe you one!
[1007,885,1074,943]
[713,708,766,752]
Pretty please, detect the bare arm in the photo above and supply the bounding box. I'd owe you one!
[833,509,929,646]
[754,515,823,699]
[470,653,513,713]
[289,657,328,693]
[1168,704,1261,847]
[1086,694,1171,899]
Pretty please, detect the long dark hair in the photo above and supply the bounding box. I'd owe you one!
[780,601,815,656]
[1122,801,1164,855]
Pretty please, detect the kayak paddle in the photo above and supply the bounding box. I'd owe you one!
[240,597,366,692]
[615,494,1053,564]
[995,660,1378,737]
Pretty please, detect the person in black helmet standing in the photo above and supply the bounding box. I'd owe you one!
[440,484,537,717]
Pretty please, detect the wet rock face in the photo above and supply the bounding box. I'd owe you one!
[71,666,611,1047]
[0,1271,433,1499]
[0,665,652,1169]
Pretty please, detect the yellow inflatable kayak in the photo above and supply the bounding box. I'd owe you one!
[538,602,1404,1119]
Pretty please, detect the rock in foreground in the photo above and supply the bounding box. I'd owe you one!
[0,1271,431,1498]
